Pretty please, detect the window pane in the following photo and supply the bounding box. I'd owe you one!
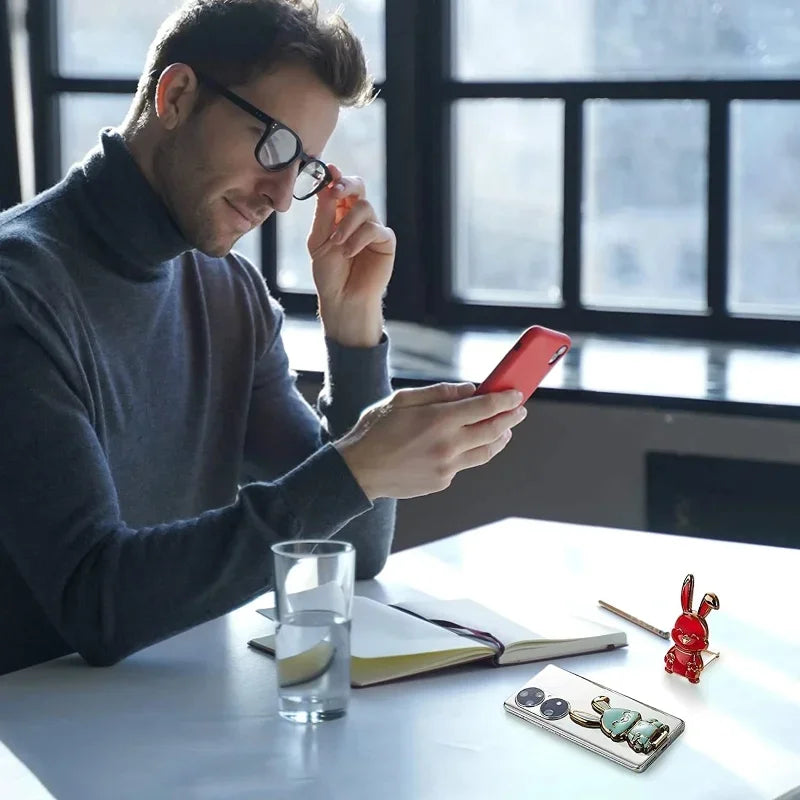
[454,0,800,80]
[60,93,133,175]
[277,100,385,292]
[59,1,180,77]
[232,228,262,271]
[324,0,385,83]
[582,100,707,312]
[729,101,800,318]
[58,0,384,80]
[453,100,563,305]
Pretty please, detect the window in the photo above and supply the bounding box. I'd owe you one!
[59,93,132,171]
[435,0,800,341]
[582,99,707,313]
[453,99,563,307]
[729,101,800,316]
[29,0,800,343]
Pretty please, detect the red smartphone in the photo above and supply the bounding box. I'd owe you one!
[475,325,571,402]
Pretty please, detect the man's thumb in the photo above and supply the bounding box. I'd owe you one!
[308,187,338,253]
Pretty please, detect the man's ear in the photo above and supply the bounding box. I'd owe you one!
[154,63,199,130]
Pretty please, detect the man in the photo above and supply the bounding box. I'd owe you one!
[0,0,526,675]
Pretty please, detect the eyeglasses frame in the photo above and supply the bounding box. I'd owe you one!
[193,70,333,201]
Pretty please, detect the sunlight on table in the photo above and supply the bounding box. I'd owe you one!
[580,340,707,398]
[0,739,56,800]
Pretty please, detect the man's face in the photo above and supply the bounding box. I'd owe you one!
[153,63,340,257]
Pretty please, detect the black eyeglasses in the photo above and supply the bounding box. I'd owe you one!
[194,71,332,201]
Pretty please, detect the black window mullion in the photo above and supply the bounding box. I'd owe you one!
[1,0,21,209]
[706,97,729,321]
[447,79,800,102]
[422,0,450,325]
[52,77,138,93]
[434,98,452,323]
[561,98,582,311]
[27,0,60,190]
[382,0,426,323]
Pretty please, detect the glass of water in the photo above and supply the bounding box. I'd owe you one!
[271,540,355,723]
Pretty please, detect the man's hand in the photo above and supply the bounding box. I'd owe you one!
[308,164,395,347]
[334,383,528,500]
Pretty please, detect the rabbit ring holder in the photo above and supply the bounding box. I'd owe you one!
[664,573,720,684]
[569,696,670,754]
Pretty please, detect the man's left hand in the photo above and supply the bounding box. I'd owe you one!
[308,164,395,347]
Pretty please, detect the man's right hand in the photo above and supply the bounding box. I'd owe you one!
[334,382,527,500]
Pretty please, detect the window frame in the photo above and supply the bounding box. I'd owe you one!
[28,0,800,344]
[423,0,800,344]
[1,0,21,210]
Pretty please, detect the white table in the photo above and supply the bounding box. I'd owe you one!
[1,518,799,800]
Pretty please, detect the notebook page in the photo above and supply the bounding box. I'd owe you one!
[397,598,537,647]
[398,598,622,647]
[257,596,495,659]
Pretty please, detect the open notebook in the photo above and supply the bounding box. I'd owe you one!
[249,595,627,687]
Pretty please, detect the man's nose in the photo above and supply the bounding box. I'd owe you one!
[257,167,296,214]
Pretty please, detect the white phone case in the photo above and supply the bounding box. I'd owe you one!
[503,664,685,773]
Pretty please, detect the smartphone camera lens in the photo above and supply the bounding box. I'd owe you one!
[539,697,569,720]
[515,687,545,708]
[548,345,568,365]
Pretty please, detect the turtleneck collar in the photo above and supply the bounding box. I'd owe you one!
[71,128,191,280]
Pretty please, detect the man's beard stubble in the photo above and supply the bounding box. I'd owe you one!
[152,133,232,258]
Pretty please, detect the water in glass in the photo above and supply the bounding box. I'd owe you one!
[276,609,351,723]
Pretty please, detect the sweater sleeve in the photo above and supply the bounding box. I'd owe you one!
[243,303,397,580]
[0,300,371,668]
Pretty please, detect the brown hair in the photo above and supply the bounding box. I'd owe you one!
[130,0,373,120]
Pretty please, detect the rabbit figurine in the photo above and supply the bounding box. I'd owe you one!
[569,696,670,754]
[664,574,719,684]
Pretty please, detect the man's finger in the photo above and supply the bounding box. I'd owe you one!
[443,390,524,426]
[339,221,395,258]
[329,199,378,246]
[461,406,527,451]
[330,175,366,203]
[452,431,513,473]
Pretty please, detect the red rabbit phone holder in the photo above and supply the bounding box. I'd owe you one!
[664,574,720,684]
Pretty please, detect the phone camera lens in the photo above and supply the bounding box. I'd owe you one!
[539,697,569,719]
[516,687,545,708]
[548,345,568,365]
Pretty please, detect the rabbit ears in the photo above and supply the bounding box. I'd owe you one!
[681,573,720,617]
[698,593,720,618]
[681,574,695,612]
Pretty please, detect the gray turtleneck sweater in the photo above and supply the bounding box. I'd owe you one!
[0,130,396,675]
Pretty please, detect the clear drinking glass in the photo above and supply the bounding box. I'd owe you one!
[271,540,355,723]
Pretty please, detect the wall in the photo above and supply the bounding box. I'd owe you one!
[298,377,800,551]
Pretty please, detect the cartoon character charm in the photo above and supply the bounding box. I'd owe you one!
[664,574,719,684]
[569,696,670,754]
